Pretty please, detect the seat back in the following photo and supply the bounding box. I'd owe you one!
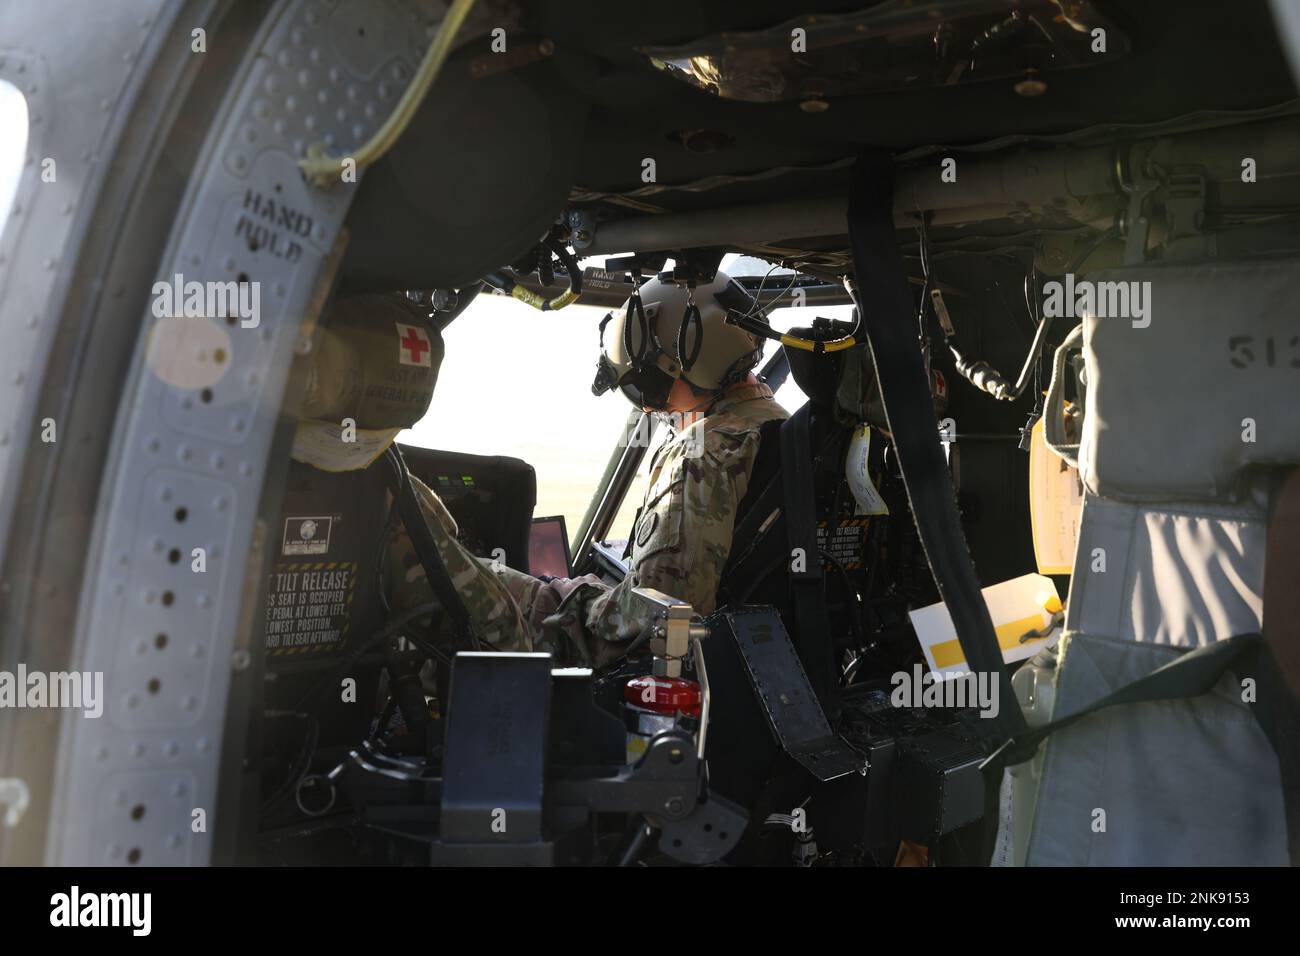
[1014,258,1300,865]
[720,322,889,708]
[260,292,447,747]
[399,444,536,573]
[261,458,392,745]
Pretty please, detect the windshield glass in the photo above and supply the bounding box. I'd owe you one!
[401,258,852,558]
[400,293,630,540]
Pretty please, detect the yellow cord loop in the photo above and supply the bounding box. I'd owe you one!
[779,333,858,353]
[510,285,580,312]
[299,0,480,188]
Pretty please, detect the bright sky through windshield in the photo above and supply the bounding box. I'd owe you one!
[399,267,847,542]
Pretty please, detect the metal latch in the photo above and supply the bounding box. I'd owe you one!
[631,587,710,678]
[1162,166,1210,260]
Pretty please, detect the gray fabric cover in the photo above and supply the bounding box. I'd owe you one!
[1025,491,1289,866]
[1081,258,1300,502]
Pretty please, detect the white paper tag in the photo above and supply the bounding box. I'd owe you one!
[845,425,889,516]
[290,420,400,472]
[908,573,1063,680]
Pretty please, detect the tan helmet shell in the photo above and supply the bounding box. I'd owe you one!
[604,271,766,395]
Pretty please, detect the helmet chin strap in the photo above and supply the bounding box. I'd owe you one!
[653,397,708,430]
[656,383,724,431]
[681,393,717,417]
[672,347,762,422]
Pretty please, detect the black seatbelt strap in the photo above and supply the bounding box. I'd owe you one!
[383,445,480,651]
[982,633,1264,771]
[720,419,797,595]
[781,404,840,719]
[846,152,1026,747]
[715,350,795,598]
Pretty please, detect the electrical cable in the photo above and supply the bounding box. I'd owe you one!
[482,238,584,311]
[820,547,866,651]
[728,307,859,353]
[293,601,447,711]
[299,0,480,185]
[260,711,321,814]
[925,218,1058,403]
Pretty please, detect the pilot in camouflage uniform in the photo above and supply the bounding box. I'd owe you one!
[492,376,787,666]
[447,270,783,666]
[379,271,786,666]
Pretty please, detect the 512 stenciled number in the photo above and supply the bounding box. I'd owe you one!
[1228,335,1300,369]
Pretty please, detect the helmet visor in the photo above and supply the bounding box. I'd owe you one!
[592,352,674,410]
[617,364,675,410]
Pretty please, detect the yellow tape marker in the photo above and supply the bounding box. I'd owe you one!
[930,613,1048,669]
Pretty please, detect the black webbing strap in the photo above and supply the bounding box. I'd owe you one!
[780,404,840,718]
[982,633,1264,770]
[714,352,794,598]
[383,446,479,651]
[720,419,795,597]
[846,153,1026,747]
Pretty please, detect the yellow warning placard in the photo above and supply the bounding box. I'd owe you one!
[264,561,358,656]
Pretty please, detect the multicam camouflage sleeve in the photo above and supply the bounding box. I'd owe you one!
[489,426,760,668]
[387,431,758,668]
[489,564,609,664]
[386,475,532,653]
[581,429,756,645]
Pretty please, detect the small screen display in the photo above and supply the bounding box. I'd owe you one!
[529,516,572,578]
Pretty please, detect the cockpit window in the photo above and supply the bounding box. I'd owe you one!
[400,293,631,539]
[0,81,29,241]
[398,260,843,554]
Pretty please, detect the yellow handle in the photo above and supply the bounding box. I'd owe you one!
[780,333,858,353]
